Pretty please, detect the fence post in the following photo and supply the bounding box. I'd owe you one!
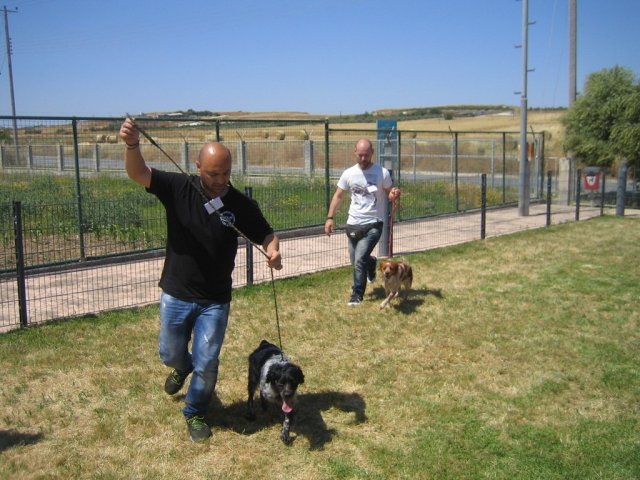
[532,136,541,199]
[502,133,507,204]
[538,133,546,199]
[182,141,189,172]
[600,170,606,216]
[616,160,628,217]
[453,132,459,211]
[57,144,64,171]
[72,118,87,260]
[412,139,417,181]
[244,187,254,286]
[13,201,28,328]
[575,168,581,221]
[0,144,4,168]
[480,174,486,239]
[324,120,331,214]
[546,171,552,226]
[304,139,314,177]
[28,145,34,169]
[490,139,496,187]
[237,140,247,175]
[94,143,100,172]
[396,130,402,185]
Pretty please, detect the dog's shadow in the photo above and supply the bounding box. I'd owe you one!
[371,286,444,313]
[203,390,367,450]
[0,429,44,452]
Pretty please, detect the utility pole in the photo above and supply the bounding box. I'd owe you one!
[565,0,577,206]
[569,0,577,105]
[3,5,19,163]
[517,0,534,216]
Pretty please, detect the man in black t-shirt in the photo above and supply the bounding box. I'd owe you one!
[120,117,282,442]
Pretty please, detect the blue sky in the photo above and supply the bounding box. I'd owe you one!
[1,0,638,117]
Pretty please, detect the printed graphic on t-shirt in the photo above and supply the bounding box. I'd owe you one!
[351,173,379,211]
[219,211,236,227]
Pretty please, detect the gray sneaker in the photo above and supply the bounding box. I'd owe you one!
[347,293,363,306]
[186,415,212,442]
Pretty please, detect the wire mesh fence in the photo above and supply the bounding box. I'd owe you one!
[1,114,609,332]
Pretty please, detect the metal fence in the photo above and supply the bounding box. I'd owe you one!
[0,114,594,332]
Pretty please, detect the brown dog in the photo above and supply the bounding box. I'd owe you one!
[379,260,413,308]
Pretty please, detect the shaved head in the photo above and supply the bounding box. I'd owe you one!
[354,138,374,170]
[196,142,232,197]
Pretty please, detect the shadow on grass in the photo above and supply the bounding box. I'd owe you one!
[204,390,367,450]
[370,286,444,313]
[0,429,43,452]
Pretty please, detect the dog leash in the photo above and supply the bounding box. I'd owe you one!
[388,195,397,258]
[127,116,285,354]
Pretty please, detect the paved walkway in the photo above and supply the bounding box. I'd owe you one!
[0,203,614,331]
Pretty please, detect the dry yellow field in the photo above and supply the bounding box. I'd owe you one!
[223,108,567,155]
[334,109,566,157]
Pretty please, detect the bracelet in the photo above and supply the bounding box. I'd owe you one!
[126,142,140,150]
[326,216,333,220]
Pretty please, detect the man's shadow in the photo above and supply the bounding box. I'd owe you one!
[371,286,444,313]
[201,390,367,450]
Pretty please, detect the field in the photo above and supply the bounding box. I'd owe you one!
[68,107,567,155]
[332,109,566,157]
[1,215,638,479]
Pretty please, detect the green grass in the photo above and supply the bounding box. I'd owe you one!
[1,212,638,479]
[1,172,510,269]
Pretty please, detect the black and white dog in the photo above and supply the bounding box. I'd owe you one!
[246,340,305,444]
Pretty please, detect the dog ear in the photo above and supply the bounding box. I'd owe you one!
[293,366,305,384]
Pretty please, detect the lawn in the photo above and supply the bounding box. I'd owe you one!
[1,215,638,479]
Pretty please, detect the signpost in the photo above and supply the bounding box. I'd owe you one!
[376,120,397,257]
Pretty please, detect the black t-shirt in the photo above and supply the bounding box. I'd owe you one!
[147,169,274,303]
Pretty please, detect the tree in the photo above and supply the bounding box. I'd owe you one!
[563,66,640,170]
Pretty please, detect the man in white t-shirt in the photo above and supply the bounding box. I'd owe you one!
[324,139,401,305]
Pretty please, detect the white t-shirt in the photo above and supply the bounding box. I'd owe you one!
[337,163,392,225]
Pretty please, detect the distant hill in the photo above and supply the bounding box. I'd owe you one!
[141,104,562,122]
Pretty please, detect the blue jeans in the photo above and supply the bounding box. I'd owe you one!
[347,222,383,298]
[158,291,229,418]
